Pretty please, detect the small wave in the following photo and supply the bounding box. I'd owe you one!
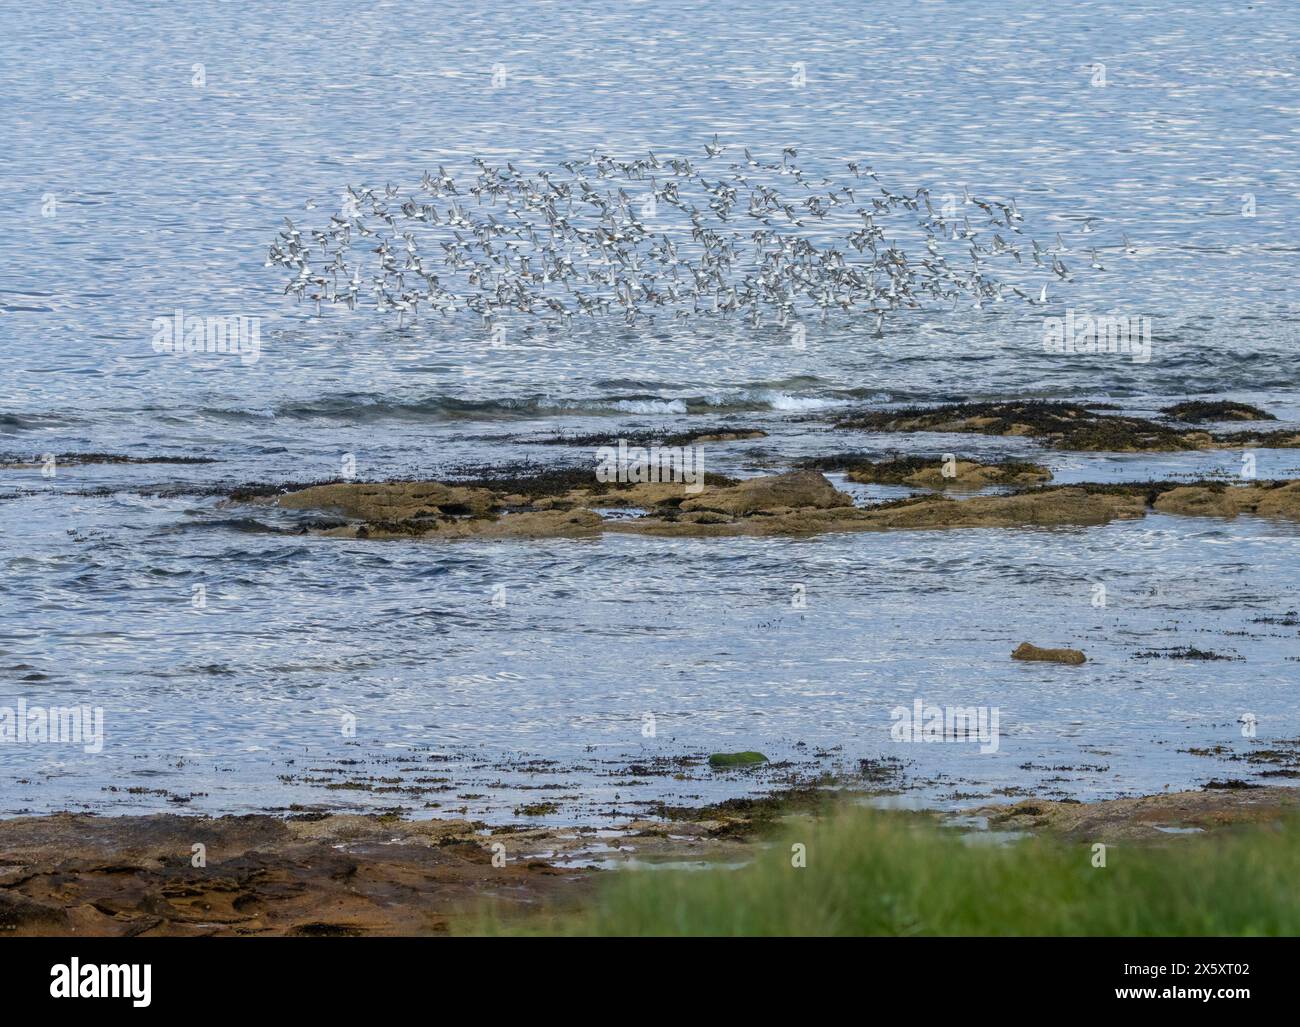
[187,374,1300,428]
[165,517,287,535]
[199,388,861,424]
[197,406,278,423]
[603,398,689,414]
[0,411,82,432]
[746,390,859,412]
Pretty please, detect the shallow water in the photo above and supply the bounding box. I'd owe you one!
[2,0,1299,822]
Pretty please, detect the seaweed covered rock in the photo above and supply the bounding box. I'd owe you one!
[1160,401,1275,422]
[834,399,1300,451]
[1211,429,1300,449]
[836,401,1203,452]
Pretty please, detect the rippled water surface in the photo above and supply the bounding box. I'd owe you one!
[2,1,1299,821]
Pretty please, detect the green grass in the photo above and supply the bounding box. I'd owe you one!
[477,809,1300,935]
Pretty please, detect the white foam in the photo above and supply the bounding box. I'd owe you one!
[605,398,689,414]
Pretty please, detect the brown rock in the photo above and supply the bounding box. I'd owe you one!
[579,481,698,509]
[1012,642,1087,665]
[279,481,499,520]
[0,890,71,932]
[679,470,853,516]
[1153,486,1253,518]
[977,786,1300,843]
[846,459,1052,490]
[860,488,1145,530]
[0,810,761,937]
[1253,481,1300,519]
[319,508,603,540]
[1153,481,1300,520]
[270,475,1300,543]
[0,812,592,937]
[904,460,1051,489]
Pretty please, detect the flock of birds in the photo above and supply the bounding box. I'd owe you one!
[269,139,1104,333]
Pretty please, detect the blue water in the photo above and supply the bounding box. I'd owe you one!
[2,0,1299,823]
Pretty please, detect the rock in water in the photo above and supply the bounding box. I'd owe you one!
[1012,642,1087,665]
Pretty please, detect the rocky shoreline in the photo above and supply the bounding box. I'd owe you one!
[3,784,1298,936]
[6,394,1299,935]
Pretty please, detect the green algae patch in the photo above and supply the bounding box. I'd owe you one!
[708,752,770,768]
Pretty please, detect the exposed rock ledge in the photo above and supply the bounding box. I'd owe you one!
[261,473,1300,541]
[844,457,1052,489]
[0,813,596,937]
[977,786,1300,843]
